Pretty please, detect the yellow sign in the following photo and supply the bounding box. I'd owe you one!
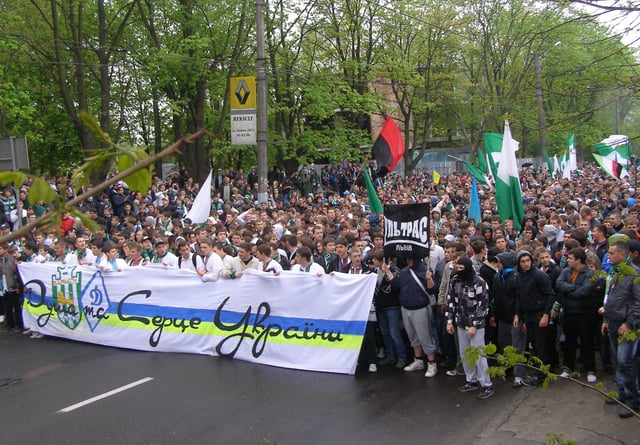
[230,76,256,110]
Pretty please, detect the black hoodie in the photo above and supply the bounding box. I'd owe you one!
[514,251,555,318]
[491,251,518,323]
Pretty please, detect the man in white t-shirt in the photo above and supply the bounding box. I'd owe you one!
[256,243,283,275]
[151,239,178,268]
[291,246,324,276]
[196,238,223,282]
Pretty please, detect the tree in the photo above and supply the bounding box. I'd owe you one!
[135,0,255,182]
[376,0,461,171]
[15,0,137,179]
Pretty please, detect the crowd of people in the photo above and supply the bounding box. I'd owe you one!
[0,160,639,415]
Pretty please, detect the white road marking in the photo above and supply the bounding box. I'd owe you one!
[57,377,154,413]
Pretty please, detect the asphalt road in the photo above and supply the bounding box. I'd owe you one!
[1,330,518,445]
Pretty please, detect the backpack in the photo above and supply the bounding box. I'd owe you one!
[178,254,199,269]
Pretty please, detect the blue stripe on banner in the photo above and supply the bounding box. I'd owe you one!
[25,294,367,335]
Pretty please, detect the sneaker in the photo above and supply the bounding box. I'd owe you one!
[424,362,438,378]
[22,328,31,335]
[522,375,541,387]
[377,347,385,359]
[378,357,396,367]
[512,377,523,388]
[0,315,4,323]
[618,407,636,419]
[478,386,495,399]
[395,360,406,369]
[587,372,597,384]
[447,369,464,377]
[30,332,44,339]
[403,358,425,372]
[559,369,571,379]
[457,382,480,392]
[368,363,377,373]
[606,397,621,406]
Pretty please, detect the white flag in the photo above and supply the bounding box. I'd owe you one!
[184,170,213,224]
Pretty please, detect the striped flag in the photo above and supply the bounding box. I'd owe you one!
[593,153,628,180]
[372,117,405,177]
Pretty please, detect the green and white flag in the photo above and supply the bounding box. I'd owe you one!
[594,135,630,165]
[544,148,554,176]
[593,153,629,180]
[562,149,572,180]
[482,132,503,181]
[567,134,577,171]
[493,121,525,230]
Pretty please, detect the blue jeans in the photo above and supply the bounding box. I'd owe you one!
[377,307,406,362]
[608,321,639,409]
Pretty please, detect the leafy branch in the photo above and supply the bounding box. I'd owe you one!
[0,125,213,245]
[465,344,640,420]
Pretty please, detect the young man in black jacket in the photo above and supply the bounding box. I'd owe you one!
[513,250,555,385]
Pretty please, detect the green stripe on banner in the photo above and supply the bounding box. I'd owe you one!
[25,303,363,350]
[95,316,363,350]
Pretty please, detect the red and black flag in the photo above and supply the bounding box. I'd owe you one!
[372,117,405,177]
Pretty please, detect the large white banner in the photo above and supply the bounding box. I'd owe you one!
[19,263,377,374]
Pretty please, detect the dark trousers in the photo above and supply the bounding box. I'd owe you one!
[359,321,378,366]
[434,307,457,365]
[562,311,596,372]
[595,312,613,370]
[545,316,560,369]
[526,314,550,369]
[3,291,23,330]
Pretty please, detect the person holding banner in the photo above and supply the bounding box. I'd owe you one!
[256,243,283,275]
[220,242,260,279]
[383,257,438,378]
[290,246,324,276]
[348,248,377,373]
[98,241,129,272]
[195,238,223,282]
[151,239,179,269]
[370,249,406,369]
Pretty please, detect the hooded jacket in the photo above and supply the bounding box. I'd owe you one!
[0,252,18,292]
[514,251,555,318]
[604,260,640,328]
[446,257,489,329]
[491,252,518,323]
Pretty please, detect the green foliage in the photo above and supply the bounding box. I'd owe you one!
[71,113,151,193]
[2,0,640,176]
[28,179,57,206]
[546,432,576,445]
[620,328,640,343]
[0,172,26,190]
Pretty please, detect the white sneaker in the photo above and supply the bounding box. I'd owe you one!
[403,358,425,372]
[587,372,597,384]
[22,328,31,335]
[0,315,4,323]
[559,369,570,379]
[30,332,44,339]
[377,347,385,359]
[368,363,377,373]
[425,362,438,378]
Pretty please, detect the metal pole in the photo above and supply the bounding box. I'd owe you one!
[256,0,269,204]
[634,144,639,192]
[534,52,546,164]
[9,137,22,229]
